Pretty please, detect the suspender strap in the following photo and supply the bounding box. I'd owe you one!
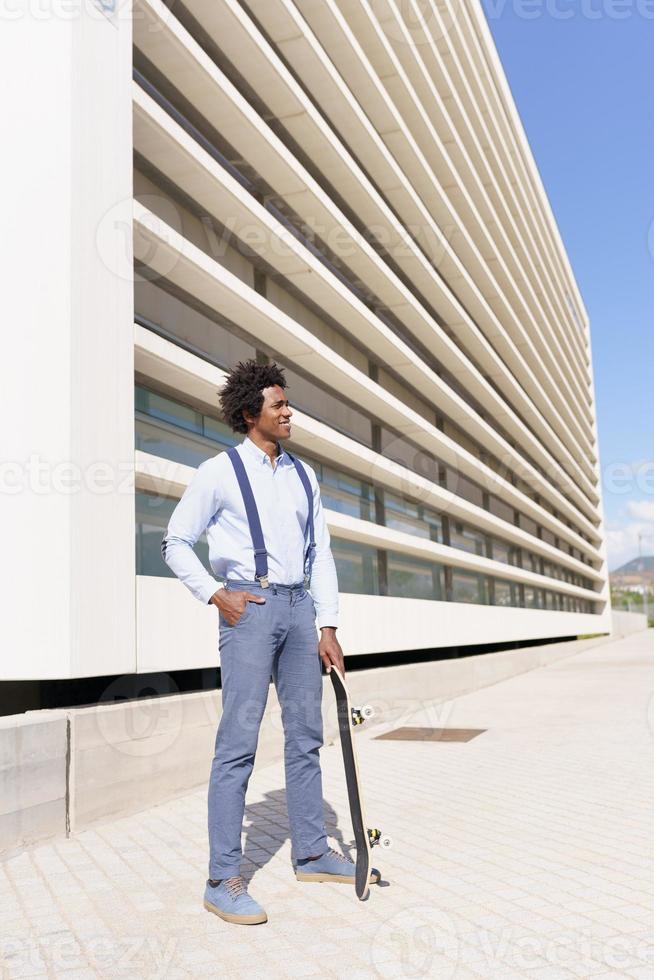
[227,447,270,587]
[227,446,316,588]
[287,451,316,588]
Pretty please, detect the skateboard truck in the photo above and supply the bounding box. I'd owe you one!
[368,827,393,850]
[351,704,375,726]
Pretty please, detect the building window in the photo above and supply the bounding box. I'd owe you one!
[489,495,514,524]
[519,513,539,537]
[303,456,375,522]
[493,579,521,607]
[135,384,236,468]
[384,492,443,542]
[380,427,441,486]
[448,472,485,508]
[387,551,444,601]
[524,586,543,609]
[450,521,486,557]
[452,570,488,605]
[136,490,209,576]
[330,538,379,595]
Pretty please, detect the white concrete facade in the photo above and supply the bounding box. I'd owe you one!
[4,0,610,681]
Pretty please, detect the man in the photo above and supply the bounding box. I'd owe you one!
[161,359,379,925]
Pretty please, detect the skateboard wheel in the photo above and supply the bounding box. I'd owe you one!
[367,828,382,847]
[361,704,375,720]
[380,835,393,850]
[351,708,365,726]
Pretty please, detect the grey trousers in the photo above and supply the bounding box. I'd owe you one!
[208,579,328,878]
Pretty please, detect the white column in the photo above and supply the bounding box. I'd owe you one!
[1,2,134,680]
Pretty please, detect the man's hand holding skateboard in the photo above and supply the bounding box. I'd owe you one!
[319,627,345,675]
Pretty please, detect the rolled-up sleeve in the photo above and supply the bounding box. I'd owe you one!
[306,466,339,629]
[161,456,223,605]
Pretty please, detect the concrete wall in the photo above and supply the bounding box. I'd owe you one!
[2,5,135,682]
[0,635,613,855]
[611,610,649,636]
[0,712,69,859]
[136,576,610,675]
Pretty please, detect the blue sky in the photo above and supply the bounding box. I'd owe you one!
[481,0,653,570]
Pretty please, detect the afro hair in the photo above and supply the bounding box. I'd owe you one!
[219,359,288,434]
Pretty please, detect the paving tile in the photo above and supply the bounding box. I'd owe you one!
[2,633,654,979]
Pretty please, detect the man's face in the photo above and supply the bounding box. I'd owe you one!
[248,384,293,441]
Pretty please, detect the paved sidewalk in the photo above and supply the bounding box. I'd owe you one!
[2,631,654,979]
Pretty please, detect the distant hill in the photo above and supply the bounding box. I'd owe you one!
[611,555,654,590]
[611,556,654,576]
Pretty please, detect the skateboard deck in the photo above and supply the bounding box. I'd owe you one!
[329,665,387,900]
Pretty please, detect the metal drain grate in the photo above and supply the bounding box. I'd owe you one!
[375,727,486,742]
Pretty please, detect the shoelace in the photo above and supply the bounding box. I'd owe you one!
[326,847,352,864]
[224,876,247,898]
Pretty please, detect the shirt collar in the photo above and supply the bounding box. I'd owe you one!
[241,436,288,467]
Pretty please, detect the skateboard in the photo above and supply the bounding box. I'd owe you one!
[329,665,392,900]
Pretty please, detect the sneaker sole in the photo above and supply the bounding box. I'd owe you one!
[203,899,268,925]
[295,870,381,884]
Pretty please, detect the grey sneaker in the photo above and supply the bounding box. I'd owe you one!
[295,846,381,884]
[203,876,267,925]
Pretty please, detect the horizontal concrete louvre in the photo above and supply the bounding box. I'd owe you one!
[459,7,591,385]
[131,15,604,528]
[134,167,255,288]
[133,85,592,490]
[137,447,602,588]
[455,0,592,378]
[134,449,601,603]
[131,85,599,525]
[132,205,604,547]
[331,0,592,401]
[464,0,591,365]
[131,0,598,485]
[417,0,588,375]
[226,0,596,464]
[419,0,591,382]
[367,0,590,385]
[287,0,593,441]
[133,323,603,571]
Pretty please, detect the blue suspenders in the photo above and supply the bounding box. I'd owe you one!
[227,446,316,589]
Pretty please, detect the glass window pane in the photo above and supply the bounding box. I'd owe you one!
[450,522,486,557]
[452,570,488,604]
[524,586,542,609]
[380,428,441,485]
[318,464,374,521]
[282,365,373,447]
[509,546,522,568]
[489,495,514,524]
[330,539,379,595]
[450,472,484,508]
[135,490,209,576]
[387,552,444,600]
[493,579,513,606]
[491,538,510,565]
[135,385,203,435]
[520,514,539,538]
[384,493,442,541]
[135,277,256,369]
[525,552,541,574]
[203,414,238,448]
[541,527,556,547]
[135,418,219,469]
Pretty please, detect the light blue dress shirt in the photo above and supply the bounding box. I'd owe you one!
[161,436,339,629]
